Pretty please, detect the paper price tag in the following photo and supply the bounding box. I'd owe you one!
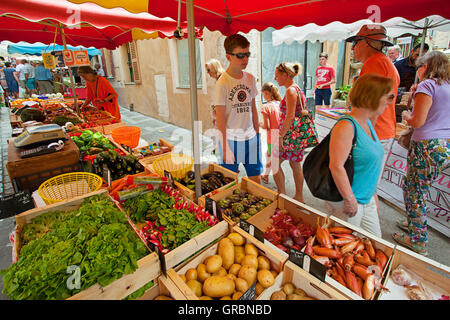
[205,196,221,220]
[239,281,256,300]
[288,248,326,282]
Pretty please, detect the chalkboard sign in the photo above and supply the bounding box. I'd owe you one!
[205,196,221,220]
[163,170,174,187]
[0,190,35,219]
[102,164,111,186]
[239,221,265,244]
[239,281,256,300]
[148,242,167,276]
[289,247,326,282]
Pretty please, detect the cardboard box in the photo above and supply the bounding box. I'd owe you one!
[378,246,450,300]
[13,189,160,300]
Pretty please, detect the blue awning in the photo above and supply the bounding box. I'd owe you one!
[7,43,102,57]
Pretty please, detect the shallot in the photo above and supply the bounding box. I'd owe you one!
[391,267,412,286]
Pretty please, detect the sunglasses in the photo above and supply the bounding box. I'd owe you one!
[228,52,251,59]
[277,63,288,74]
[386,93,395,100]
[351,37,366,49]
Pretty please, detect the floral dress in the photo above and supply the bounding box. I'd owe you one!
[278,85,308,162]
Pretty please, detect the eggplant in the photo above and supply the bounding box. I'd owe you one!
[211,171,224,180]
[202,172,214,180]
[186,171,195,180]
[222,177,234,184]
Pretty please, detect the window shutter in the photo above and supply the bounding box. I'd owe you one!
[129,41,142,84]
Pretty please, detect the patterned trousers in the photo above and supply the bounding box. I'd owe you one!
[402,138,450,245]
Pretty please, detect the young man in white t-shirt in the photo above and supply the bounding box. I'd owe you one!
[215,34,262,183]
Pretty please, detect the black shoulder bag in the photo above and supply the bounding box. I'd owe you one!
[303,116,357,202]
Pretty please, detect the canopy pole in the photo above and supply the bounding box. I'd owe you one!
[187,0,202,200]
[414,18,429,86]
[59,26,79,115]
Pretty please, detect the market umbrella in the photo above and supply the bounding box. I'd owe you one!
[0,0,201,114]
[7,42,102,56]
[272,15,450,45]
[67,0,450,200]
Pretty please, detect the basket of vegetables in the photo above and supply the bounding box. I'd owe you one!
[71,130,118,155]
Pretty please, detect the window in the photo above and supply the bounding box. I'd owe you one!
[125,41,141,84]
[176,39,202,88]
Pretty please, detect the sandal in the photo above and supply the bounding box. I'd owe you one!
[392,233,428,256]
[396,219,409,232]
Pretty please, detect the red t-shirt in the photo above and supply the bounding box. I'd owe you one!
[359,52,400,140]
[315,65,336,89]
[86,76,121,120]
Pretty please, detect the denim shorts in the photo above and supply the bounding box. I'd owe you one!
[315,88,332,106]
[219,133,263,177]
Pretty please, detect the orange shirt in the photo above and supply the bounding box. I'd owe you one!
[261,100,281,144]
[359,52,400,140]
[86,76,121,120]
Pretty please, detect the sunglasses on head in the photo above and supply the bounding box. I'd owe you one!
[228,52,251,59]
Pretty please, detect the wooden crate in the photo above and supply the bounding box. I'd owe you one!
[176,163,239,204]
[317,215,396,300]
[116,188,230,272]
[13,189,161,300]
[247,194,328,258]
[256,260,348,300]
[167,224,288,300]
[378,246,450,300]
[138,138,175,167]
[137,274,187,300]
[205,177,278,226]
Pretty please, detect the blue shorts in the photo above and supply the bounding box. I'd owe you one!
[26,78,36,90]
[219,133,263,177]
[315,88,332,106]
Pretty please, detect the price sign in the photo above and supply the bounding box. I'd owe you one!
[205,196,221,220]
[288,248,326,282]
[148,242,167,276]
[74,50,90,66]
[0,190,35,219]
[239,220,265,243]
[102,164,111,186]
[53,51,66,68]
[42,52,55,69]
[163,170,174,187]
[62,50,76,66]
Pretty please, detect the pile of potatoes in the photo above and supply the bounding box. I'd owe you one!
[153,295,173,300]
[178,232,279,300]
[270,282,316,300]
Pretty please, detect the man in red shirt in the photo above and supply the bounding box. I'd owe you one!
[313,52,336,108]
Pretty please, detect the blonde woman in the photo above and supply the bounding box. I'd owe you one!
[259,82,282,184]
[273,62,309,202]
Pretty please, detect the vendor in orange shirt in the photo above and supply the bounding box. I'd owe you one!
[78,66,121,121]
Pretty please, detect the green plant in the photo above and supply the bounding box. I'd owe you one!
[336,85,352,101]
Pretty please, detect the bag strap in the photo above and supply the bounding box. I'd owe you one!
[335,115,357,150]
[293,85,306,111]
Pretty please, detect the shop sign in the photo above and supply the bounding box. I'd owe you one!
[42,52,56,69]
[74,50,90,66]
[53,51,66,68]
[63,50,76,66]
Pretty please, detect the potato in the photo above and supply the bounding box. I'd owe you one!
[235,278,249,293]
[255,282,265,296]
[270,270,278,278]
[179,274,187,283]
[282,283,295,295]
[234,246,245,264]
[203,256,212,265]
[220,296,232,300]
[271,290,286,300]
[257,269,275,288]
[218,238,234,270]
[229,264,241,276]
[185,268,198,281]
[287,293,302,300]
[213,267,227,277]
[232,292,243,300]
[241,255,258,269]
[154,295,173,300]
[206,255,223,273]
[244,243,259,256]
[298,296,315,300]
[257,256,271,270]
[294,288,307,297]
[226,273,237,282]
[199,296,213,300]
[196,263,211,283]
[238,265,257,287]
[203,276,235,298]
[186,279,202,297]
[227,232,245,246]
